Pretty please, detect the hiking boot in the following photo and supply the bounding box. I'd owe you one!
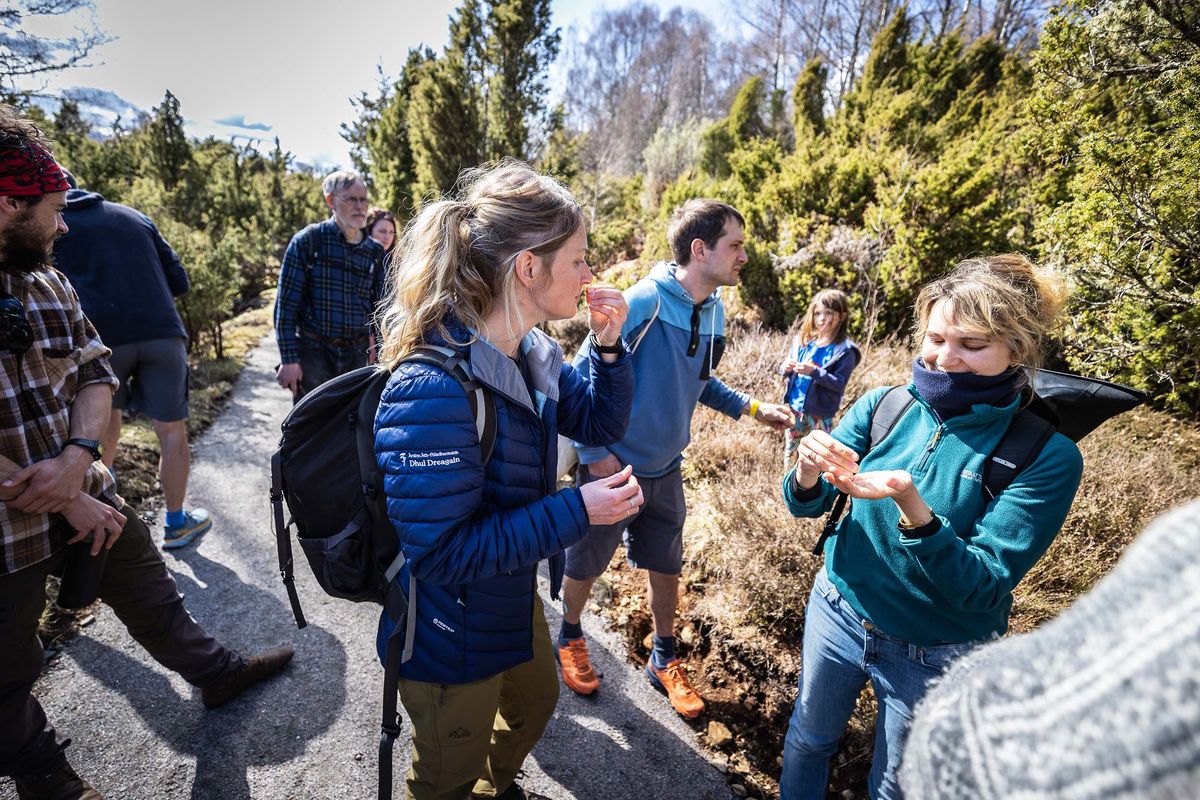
[646,658,705,718]
[201,646,294,709]
[556,637,599,695]
[13,758,103,800]
[163,508,212,550]
[472,782,553,800]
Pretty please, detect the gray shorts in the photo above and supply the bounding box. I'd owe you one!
[108,337,190,421]
[565,465,687,579]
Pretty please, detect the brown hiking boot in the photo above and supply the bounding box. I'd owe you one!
[646,658,705,718]
[201,645,294,709]
[556,637,599,695]
[13,759,103,800]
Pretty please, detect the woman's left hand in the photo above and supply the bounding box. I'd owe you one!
[824,469,915,500]
[586,286,627,346]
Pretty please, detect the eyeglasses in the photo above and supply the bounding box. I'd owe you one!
[0,290,34,356]
[336,195,370,207]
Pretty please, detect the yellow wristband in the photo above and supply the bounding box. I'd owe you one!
[749,398,761,418]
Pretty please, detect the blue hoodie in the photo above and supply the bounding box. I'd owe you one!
[53,190,189,347]
[573,261,749,478]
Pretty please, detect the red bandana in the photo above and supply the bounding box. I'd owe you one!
[0,140,71,197]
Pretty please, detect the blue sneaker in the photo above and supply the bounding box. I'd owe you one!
[163,509,212,549]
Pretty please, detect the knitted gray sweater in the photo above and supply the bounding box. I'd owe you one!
[900,500,1200,799]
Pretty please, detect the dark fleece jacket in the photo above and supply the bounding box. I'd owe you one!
[53,189,189,347]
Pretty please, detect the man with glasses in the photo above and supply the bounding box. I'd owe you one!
[273,169,386,400]
[0,106,292,800]
[558,199,793,718]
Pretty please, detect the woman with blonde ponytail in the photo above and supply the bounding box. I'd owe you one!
[373,161,637,800]
[778,254,1084,800]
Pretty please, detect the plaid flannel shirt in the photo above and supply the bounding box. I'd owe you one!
[273,218,386,363]
[1,268,119,574]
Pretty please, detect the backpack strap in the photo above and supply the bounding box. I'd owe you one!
[811,386,914,556]
[868,386,916,449]
[404,345,497,464]
[270,450,307,629]
[982,406,1055,502]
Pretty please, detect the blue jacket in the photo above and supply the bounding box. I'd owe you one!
[53,190,189,347]
[374,323,632,683]
[783,385,1083,645]
[573,261,749,478]
[780,337,861,419]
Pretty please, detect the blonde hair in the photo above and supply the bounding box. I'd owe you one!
[377,160,583,367]
[798,288,851,344]
[912,253,1068,372]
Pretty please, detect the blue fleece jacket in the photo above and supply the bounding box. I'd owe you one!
[53,190,189,347]
[573,261,749,478]
[783,385,1083,645]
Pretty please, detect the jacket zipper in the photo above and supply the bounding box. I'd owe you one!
[918,426,943,470]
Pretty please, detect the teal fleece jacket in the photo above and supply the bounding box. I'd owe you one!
[783,385,1083,645]
[572,261,749,478]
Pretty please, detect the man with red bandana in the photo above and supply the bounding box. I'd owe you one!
[0,105,293,800]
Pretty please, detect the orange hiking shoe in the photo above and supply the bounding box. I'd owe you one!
[646,658,705,718]
[556,637,600,695]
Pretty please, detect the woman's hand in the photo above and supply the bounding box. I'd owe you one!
[586,286,627,347]
[793,429,859,488]
[824,469,914,500]
[795,360,817,376]
[579,464,643,525]
[824,469,934,526]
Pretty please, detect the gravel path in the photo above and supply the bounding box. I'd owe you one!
[5,338,734,800]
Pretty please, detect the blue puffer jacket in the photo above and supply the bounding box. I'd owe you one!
[373,322,633,684]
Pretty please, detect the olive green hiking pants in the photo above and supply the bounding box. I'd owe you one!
[397,595,559,800]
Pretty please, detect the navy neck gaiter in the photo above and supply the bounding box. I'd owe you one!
[911,358,1026,421]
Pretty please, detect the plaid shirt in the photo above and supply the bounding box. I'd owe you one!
[273,218,386,363]
[1,268,119,574]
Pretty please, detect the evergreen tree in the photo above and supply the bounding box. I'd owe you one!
[792,58,828,139]
[142,91,192,191]
[342,48,434,215]
[484,0,560,160]
[1033,0,1200,414]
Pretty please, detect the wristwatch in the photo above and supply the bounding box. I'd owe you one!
[64,438,103,461]
[589,332,625,355]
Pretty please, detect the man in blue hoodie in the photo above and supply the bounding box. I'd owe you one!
[53,180,211,550]
[559,199,793,717]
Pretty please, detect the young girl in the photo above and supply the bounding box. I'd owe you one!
[779,289,860,467]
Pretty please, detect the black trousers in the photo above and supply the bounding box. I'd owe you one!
[0,510,240,777]
[295,334,369,401]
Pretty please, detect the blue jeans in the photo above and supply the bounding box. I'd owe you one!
[780,569,983,800]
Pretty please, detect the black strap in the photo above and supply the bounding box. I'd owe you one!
[813,387,915,556]
[868,386,916,448]
[404,346,497,464]
[811,491,847,556]
[270,450,307,629]
[379,632,403,800]
[982,408,1055,501]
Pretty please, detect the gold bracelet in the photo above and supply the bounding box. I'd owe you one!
[749,398,761,418]
[898,509,934,530]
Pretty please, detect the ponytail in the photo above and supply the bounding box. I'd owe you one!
[377,159,583,368]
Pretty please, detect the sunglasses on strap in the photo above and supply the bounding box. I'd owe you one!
[0,289,34,356]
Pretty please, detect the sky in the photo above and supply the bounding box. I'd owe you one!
[22,0,731,170]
